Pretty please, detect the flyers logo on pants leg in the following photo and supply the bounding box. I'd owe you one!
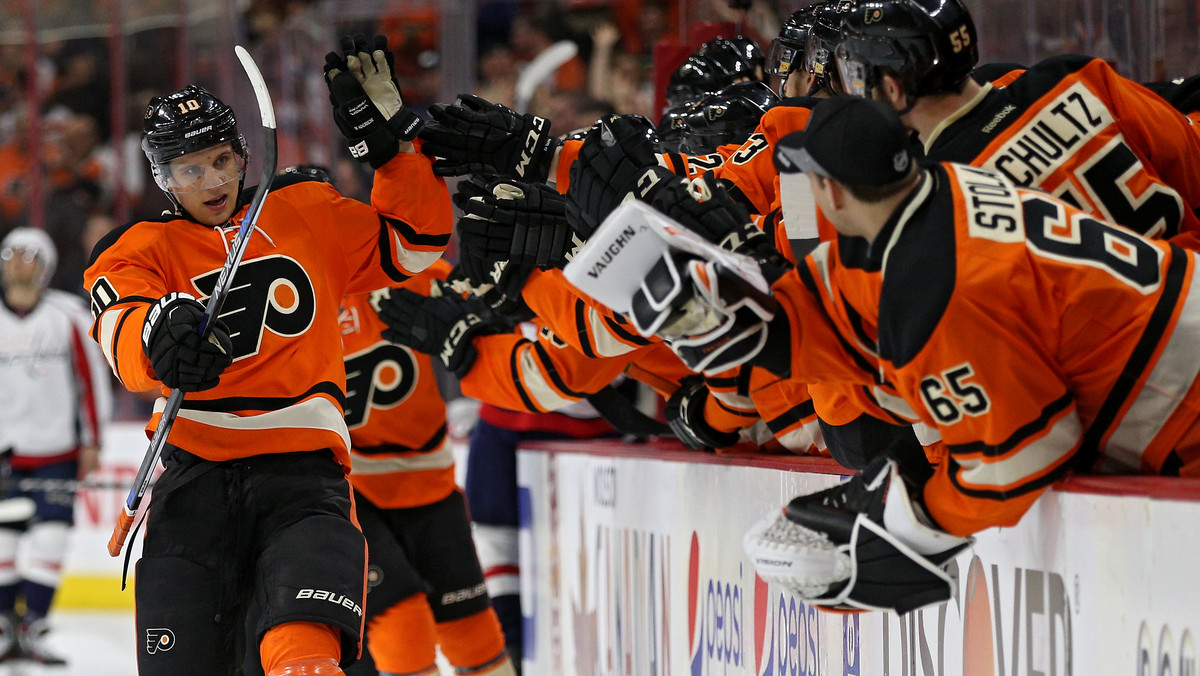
[145,628,176,654]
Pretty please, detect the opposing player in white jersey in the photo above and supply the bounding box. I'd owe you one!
[0,227,112,664]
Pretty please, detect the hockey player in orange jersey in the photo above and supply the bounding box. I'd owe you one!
[83,37,451,676]
[338,264,516,676]
[623,96,1200,614]
[557,3,939,467]
[836,0,1200,249]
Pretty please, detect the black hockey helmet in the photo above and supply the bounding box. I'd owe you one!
[803,2,852,95]
[699,36,764,83]
[665,36,765,108]
[141,84,249,195]
[678,81,779,155]
[766,4,824,86]
[837,0,979,105]
[718,35,766,80]
[665,54,729,108]
[656,102,695,153]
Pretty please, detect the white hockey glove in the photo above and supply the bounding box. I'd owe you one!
[744,456,972,614]
[629,249,777,376]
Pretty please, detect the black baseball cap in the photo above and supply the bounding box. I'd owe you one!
[773,97,913,185]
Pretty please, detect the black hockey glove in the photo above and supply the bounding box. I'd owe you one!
[142,293,233,393]
[419,94,562,181]
[566,115,669,237]
[665,376,741,451]
[744,456,973,614]
[324,34,424,169]
[447,254,537,322]
[453,175,579,269]
[651,171,790,282]
[376,285,502,378]
[629,250,778,376]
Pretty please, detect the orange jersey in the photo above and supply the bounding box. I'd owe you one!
[747,370,824,455]
[776,162,1200,535]
[924,55,1200,248]
[341,260,456,509]
[84,160,452,468]
[461,269,761,437]
[460,322,634,413]
[519,268,759,433]
[461,326,763,440]
[521,268,658,358]
[714,99,817,219]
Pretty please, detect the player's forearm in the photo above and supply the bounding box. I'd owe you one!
[371,150,453,275]
[92,304,160,393]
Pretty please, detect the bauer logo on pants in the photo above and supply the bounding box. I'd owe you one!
[145,628,176,654]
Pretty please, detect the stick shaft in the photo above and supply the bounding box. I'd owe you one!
[108,46,277,558]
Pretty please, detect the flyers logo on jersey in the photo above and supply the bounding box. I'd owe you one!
[191,254,316,361]
[145,628,176,654]
[342,343,419,429]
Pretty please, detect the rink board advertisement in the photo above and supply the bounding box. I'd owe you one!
[517,442,1200,676]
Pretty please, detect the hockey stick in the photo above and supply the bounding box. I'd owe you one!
[514,40,578,113]
[107,45,277,558]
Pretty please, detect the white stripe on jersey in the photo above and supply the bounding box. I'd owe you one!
[1106,258,1200,467]
[155,394,351,451]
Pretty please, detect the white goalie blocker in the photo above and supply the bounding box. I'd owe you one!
[562,199,777,375]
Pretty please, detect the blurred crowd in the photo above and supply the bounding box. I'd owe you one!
[6,0,1200,424]
[0,0,781,294]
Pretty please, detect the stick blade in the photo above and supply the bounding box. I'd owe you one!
[235,45,277,129]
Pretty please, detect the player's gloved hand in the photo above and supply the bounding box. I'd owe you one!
[652,171,790,282]
[375,284,501,378]
[453,175,581,269]
[324,34,423,169]
[419,94,562,181]
[665,376,741,451]
[629,249,777,375]
[743,456,973,614]
[142,293,233,392]
[447,254,537,322]
[566,114,669,237]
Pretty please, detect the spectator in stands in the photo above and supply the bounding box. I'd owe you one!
[44,37,111,136]
[476,45,520,110]
[0,107,31,237]
[611,0,677,65]
[510,6,588,113]
[588,22,654,117]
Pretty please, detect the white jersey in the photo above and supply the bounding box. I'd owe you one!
[0,289,111,463]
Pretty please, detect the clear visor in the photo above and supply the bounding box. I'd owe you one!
[766,38,800,77]
[835,44,871,98]
[154,142,248,193]
[803,43,832,77]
